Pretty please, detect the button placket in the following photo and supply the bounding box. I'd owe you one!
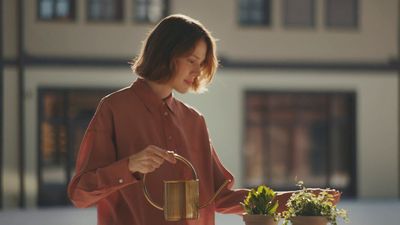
[161,105,176,152]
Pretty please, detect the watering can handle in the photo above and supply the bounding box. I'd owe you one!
[142,153,231,210]
[142,153,199,210]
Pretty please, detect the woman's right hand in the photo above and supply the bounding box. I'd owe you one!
[128,145,176,174]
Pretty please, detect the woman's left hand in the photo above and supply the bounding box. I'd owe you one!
[307,188,341,204]
[273,188,341,213]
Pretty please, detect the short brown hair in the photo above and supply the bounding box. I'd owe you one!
[131,14,218,92]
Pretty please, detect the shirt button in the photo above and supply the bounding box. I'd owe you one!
[164,112,168,116]
[118,178,124,184]
[168,136,172,140]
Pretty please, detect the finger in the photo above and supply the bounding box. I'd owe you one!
[164,151,176,164]
[138,148,165,163]
[140,157,163,168]
[139,161,159,173]
[141,153,164,165]
[148,146,169,158]
[140,165,155,174]
[148,146,176,163]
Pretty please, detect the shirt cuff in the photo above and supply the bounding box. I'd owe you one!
[97,157,138,188]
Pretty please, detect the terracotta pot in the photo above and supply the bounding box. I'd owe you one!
[290,216,328,225]
[243,214,277,225]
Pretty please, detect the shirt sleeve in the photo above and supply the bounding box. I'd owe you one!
[199,116,249,215]
[211,145,249,214]
[68,99,139,208]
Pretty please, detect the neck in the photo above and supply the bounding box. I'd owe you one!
[145,80,172,99]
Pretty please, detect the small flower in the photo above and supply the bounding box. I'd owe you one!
[282,181,349,224]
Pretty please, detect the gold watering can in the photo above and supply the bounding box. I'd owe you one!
[142,153,230,221]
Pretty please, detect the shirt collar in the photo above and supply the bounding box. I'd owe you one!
[131,78,176,113]
[163,92,175,112]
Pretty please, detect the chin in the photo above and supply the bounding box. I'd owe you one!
[174,84,192,94]
[175,89,190,94]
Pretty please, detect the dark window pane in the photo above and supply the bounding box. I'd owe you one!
[326,0,358,28]
[88,0,123,21]
[243,91,356,197]
[40,0,54,19]
[38,0,75,21]
[283,0,314,27]
[134,0,168,23]
[244,126,264,186]
[239,0,271,26]
[56,0,70,18]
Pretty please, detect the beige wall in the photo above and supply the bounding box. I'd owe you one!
[2,67,20,209]
[24,0,150,58]
[3,0,17,58]
[23,0,398,62]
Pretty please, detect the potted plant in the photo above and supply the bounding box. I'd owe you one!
[282,181,349,225]
[241,185,279,225]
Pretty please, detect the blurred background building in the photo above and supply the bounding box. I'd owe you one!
[0,0,398,219]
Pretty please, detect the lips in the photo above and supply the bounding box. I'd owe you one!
[184,79,193,85]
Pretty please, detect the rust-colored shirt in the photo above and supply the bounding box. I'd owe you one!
[68,78,248,225]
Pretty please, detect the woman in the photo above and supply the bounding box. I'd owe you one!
[68,14,250,225]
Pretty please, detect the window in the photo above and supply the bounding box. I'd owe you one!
[238,0,271,26]
[326,0,358,28]
[134,0,169,23]
[37,88,113,206]
[87,0,124,22]
[38,0,75,21]
[283,0,315,27]
[243,91,356,197]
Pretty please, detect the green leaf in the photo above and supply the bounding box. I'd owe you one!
[241,185,279,216]
[281,181,349,224]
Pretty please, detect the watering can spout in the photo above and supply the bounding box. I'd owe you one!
[199,179,230,209]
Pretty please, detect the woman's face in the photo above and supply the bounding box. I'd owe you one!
[168,39,207,94]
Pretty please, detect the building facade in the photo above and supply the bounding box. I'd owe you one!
[1,0,399,209]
